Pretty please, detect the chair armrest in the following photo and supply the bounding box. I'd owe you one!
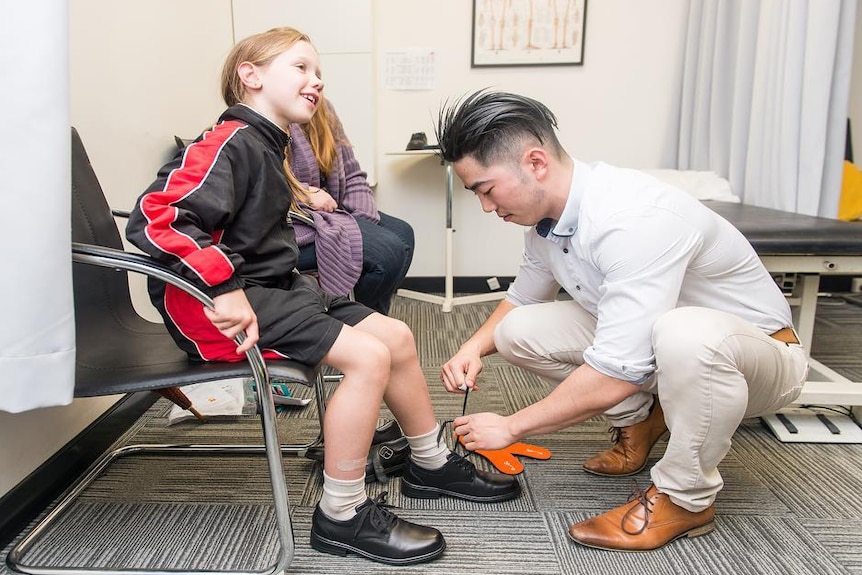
[71,242,266,371]
[72,242,214,310]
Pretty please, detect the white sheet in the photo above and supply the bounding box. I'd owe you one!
[642,169,741,203]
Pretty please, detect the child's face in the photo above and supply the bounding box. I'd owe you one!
[250,40,323,129]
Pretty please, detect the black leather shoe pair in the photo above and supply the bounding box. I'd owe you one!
[311,493,445,565]
[401,452,521,502]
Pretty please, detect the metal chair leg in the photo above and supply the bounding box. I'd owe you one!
[7,350,301,575]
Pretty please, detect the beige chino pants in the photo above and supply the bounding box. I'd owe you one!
[493,301,809,511]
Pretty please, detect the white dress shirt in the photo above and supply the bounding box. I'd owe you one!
[507,160,793,384]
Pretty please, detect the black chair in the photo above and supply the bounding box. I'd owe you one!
[5,128,327,575]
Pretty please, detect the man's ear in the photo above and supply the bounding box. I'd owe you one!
[237,61,261,90]
[525,147,550,180]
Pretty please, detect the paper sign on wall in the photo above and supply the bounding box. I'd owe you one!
[384,49,437,90]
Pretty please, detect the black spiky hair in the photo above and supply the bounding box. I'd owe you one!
[435,89,564,166]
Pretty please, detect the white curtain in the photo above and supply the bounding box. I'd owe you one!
[678,0,856,217]
[0,1,76,412]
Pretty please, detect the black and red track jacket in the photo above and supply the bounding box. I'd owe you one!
[126,104,299,300]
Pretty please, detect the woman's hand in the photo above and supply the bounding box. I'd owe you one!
[305,186,337,212]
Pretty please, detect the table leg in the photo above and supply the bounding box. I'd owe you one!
[396,159,507,311]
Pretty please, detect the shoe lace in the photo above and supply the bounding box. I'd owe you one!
[438,388,475,456]
[444,451,477,477]
[621,481,653,535]
[354,492,398,539]
[608,425,632,460]
[438,419,480,462]
[437,419,454,445]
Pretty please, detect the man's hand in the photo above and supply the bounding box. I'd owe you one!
[204,289,259,355]
[453,412,516,451]
[304,186,337,212]
[441,346,484,392]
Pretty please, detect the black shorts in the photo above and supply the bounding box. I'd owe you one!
[248,273,373,365]
[155,271,373,364]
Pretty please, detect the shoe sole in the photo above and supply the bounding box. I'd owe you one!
[310,531,445,565]
[401,480,522,502]
[567,522,715,552]
[582,461,649,477]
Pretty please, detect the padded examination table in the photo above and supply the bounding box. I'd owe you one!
[704,201,862,412]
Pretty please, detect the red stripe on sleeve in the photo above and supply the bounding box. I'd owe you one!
[140,122,246,286]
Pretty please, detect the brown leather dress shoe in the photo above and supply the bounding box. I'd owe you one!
[583,400,668,476]
[568,484,714,551]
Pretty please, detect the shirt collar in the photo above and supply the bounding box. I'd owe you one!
[220,104,292,151]
[536,157,587,239]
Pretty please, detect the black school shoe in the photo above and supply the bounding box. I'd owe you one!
[304,420,410,484]
[401,452,522,502]
[310,493,445,565]
[366,436,410,483]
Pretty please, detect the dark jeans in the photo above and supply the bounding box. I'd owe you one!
[296,212,415,315]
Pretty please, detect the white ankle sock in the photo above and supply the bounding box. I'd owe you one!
[406,423,451,470]
[319,471,367,521]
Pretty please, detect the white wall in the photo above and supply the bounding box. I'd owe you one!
[70,0,232,222]
[373,0,690,277]
[71,0,690,284]
[0,397,118,494]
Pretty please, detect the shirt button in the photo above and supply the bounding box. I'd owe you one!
[563,248,569,253]
[575,285,581,291]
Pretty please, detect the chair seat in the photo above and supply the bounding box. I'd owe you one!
[73,286,317,397]
[75,322,317,397]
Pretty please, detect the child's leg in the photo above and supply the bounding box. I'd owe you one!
[309,324,389,522]
[320,324,391,480]
[240,283,447,564]
[351,312,522,504]
[351,313,437,436]
[351,314,451,471]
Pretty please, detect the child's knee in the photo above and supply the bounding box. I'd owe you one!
[342,337,391,381]
[382,317,418,357]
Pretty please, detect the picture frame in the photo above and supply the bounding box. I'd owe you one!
[471,0,587,68]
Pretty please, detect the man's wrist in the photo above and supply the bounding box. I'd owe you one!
[504,413,523,443]
[460,340,483,358]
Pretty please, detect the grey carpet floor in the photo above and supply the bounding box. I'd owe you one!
[4,295,862,575]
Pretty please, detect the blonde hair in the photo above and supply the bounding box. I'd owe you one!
[221,26,312,106]
[221,26,314,208]
[303,98,350,177]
